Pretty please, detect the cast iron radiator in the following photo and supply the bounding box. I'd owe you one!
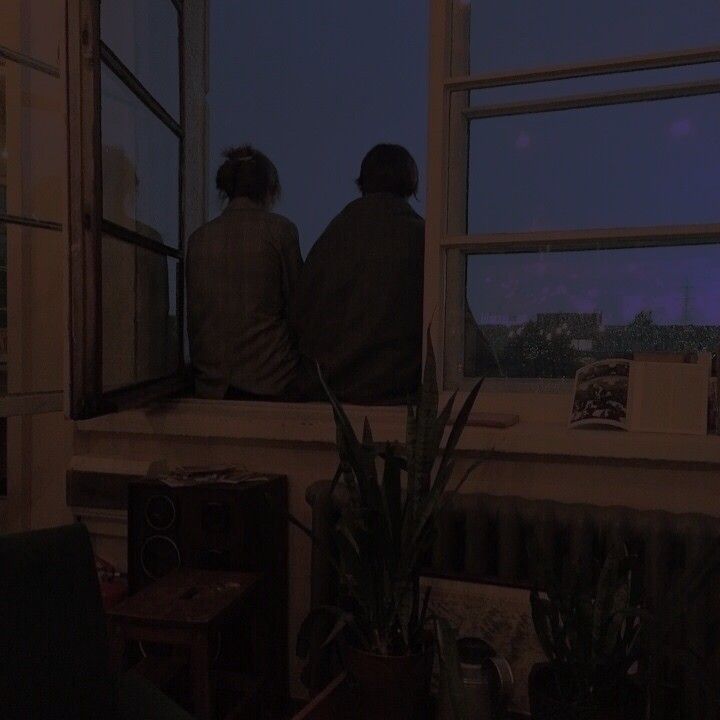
[306,480,720,720]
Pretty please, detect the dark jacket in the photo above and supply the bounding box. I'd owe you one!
[186,197,303,398]
[292,193,424,404]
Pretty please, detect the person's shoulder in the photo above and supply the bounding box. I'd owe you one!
[403,203,425,226]
[187,216,224,248]
[263,210,298,236]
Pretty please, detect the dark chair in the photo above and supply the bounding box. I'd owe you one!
[0,522,193,720]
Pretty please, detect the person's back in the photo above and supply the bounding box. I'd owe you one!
[293,144,424,404]
[187,146,302,399]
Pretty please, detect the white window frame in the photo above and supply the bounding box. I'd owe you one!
[425,0,720,395]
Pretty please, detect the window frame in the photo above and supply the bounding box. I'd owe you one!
[427,0,720,392]
[68,0,207,420]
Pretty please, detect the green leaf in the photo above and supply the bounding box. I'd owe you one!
[438,376,484,476]
[381,444,402,558]
[531,592,561,663]
[410,328,440,496]
[296,605,354,659]
[362,417,374,447]
[316,363,368,493]
[592,543,629,657]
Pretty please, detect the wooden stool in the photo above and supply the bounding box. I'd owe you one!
[107,568,260,720]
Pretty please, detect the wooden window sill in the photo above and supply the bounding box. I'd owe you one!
[75,398,720,467]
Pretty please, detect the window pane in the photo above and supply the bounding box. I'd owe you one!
[101,0,180,119]
[101,64,180,248]
[0,0,63,68]
[453,0,720,76]
[2,222,64,394]
[0,61,65,225]
[465,93,720,234]
[102,235,179,392]
[464,245,720,379]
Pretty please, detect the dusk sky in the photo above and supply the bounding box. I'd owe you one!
[207,1,720,329]
[208,0,428,255]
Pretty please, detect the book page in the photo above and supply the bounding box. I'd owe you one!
[569,359,631,430]
[628,361,709,435]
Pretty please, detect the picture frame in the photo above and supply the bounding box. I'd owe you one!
[420,576,545,717]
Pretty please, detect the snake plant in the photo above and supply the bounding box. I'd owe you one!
[294,331,484,719]
[530,542,645,712]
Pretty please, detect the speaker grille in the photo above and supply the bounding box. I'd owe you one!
[140,535,181,579]
[144,495,176,531]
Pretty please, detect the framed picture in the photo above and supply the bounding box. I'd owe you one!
[420,576,546,717]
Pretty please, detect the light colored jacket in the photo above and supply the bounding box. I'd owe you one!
[186,197,302,398]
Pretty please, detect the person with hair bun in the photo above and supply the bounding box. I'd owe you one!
[186,145,303,399]
[291,144,424,404]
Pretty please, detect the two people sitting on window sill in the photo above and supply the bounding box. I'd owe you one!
[185,143,424,404]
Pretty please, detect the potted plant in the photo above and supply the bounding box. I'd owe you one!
[528,543,646,720]
[294,332,483,720]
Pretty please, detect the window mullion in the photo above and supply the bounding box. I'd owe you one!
[99,42,182,137]
[464,80,720,120]
[440,223,720,253]
[444,46,720,92]
[101,220,182,259]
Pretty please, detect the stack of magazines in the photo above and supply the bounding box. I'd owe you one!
[160,465,268,486]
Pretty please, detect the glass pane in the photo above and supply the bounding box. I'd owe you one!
[0,0,64,68]
[454,0,720,76]
[2,221,64,394]
[101,64,180,248]
[466,93,720,235]
[101,0,180,119]
[208,0,428,256]
[464,245,720,379]
[0,61,65,225]
[102,235,179,392]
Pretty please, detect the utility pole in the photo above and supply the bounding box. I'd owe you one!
[681,281,693,324]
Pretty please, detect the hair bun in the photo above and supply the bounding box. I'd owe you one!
[215,144,281,206]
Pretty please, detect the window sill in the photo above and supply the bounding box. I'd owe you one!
[75,398,720,467]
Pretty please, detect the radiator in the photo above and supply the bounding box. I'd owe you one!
[306,482,720,720]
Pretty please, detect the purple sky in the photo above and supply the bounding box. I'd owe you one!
[467,244,720,328]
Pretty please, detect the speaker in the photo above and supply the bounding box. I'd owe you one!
[127,475,288,710]
[128,475,286,593]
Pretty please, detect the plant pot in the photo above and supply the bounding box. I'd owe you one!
[528,663,645,720]
[343,642,434,720]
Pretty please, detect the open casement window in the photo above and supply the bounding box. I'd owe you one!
[427,0,720,393]
[68,0,207,419]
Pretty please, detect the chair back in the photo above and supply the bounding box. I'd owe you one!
[0,523,116,719]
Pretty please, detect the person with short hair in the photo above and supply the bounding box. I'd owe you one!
[292,144,424,404]
[186,145,302,399]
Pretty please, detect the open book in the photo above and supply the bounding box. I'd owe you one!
[569,356,710,435]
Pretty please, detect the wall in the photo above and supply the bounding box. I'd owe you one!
[0,0,75,533]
